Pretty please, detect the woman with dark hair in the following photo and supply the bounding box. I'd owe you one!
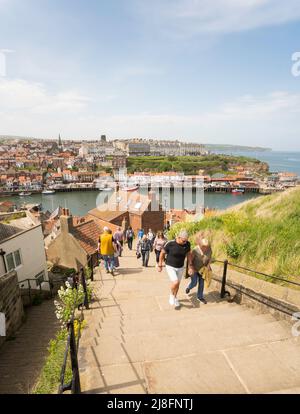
[153,231,167,267]
[125,226,134,250]
[186,233,212,304]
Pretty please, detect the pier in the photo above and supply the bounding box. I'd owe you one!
[0,182,294,197]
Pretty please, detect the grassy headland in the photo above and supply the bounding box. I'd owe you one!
[169,187,300,282]
[127,154,268,176]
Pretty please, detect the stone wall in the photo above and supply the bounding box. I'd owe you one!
[0,271,24,347]
[211,263,300,323]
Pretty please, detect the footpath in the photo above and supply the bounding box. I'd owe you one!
[79,246,300,394]
[0,299,59,394]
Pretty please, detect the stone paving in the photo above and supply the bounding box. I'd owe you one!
[0,300,59,394]
[77,246,300,394]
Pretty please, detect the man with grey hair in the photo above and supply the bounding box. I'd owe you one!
[158,229,192,308]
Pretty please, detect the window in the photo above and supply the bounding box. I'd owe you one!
[14,250,21,267]
[6,253,15,272]
[35,271,45,287]
[5,250,22,271]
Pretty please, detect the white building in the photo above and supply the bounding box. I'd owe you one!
[79,145,89,158]
[0,213,49,289]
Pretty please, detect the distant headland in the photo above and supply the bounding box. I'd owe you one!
[204,144,272,152]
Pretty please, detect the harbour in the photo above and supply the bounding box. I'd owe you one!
[1,189,262,217]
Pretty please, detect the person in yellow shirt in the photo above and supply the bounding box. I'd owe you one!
[98,227,116,274]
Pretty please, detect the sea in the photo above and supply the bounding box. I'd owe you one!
[216,150,300,177]
[2,150,299,216]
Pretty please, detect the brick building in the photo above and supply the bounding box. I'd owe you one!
[88,190,165,234]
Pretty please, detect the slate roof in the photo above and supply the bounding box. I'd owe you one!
[0,223,23,243]
[88,208,126,222]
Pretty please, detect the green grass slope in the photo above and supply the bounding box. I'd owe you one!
[169,187,300,281]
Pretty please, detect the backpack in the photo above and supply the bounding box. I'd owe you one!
[141,240,150,251]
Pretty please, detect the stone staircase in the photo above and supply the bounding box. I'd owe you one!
[78,248,300,394]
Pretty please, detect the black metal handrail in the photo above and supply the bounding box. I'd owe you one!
[58,265,92,394]
[88,254,94,281]
[18,278,54,304]
[213,259,300,299]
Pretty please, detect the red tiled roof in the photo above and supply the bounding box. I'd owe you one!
[0,201,14,207]
[70,219,102,255]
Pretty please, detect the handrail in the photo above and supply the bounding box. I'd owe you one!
[58,263,93,395]
[18,278,54,303]
[214,259,300,288]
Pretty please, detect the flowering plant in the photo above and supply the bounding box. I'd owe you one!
[54,281,85,326]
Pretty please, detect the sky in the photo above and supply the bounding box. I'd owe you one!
[1,0,300,150]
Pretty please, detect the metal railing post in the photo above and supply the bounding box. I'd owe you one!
[72,273,78,290]
[81,268,89,310]
[28,279,32,304]
[69,320,81,394]
[220,260,230,298]
[90,256,94,281]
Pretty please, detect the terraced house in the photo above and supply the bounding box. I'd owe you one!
[0,212,49,289]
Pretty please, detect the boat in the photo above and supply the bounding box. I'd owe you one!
[42,189,55,195]
[120,185,139,192]
[19,192,32,196]
[232,188,245,195]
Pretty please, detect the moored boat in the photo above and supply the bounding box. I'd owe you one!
[120,185,139,192]
[42,189,55,195]
[232,188,245,195]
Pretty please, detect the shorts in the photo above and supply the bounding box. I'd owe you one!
[165,265,185,283]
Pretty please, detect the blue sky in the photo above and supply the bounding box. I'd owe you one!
[1,0,300,150]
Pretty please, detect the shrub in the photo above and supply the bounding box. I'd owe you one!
[225,241,243,259]
[33,328,72,394]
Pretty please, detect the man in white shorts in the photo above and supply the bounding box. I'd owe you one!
[157,229,192,308]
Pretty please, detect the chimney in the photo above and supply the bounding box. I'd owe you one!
[60,211,73,234]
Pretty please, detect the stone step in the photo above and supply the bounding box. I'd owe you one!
[86,300,256,322]
[83,304,270,333]
[79,251,300,394]
[83,308,277,337]
[80,318,292,353]
[79,322,296,369]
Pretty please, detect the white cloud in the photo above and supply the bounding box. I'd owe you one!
[0,78,90,113]
[65,91,300,149]
[136,0,300,36]
[1,87,300,149]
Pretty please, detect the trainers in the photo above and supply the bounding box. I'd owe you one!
[185,287,190,294]
[197,298,207,304]
[169,294,175,306]
[174,298,180,308]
